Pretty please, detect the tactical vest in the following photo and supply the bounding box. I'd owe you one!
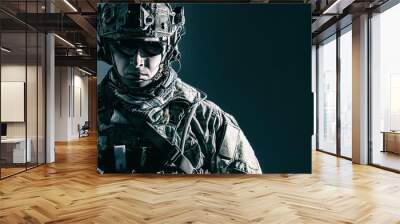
[97,70,262,174]
[98,73,208,174]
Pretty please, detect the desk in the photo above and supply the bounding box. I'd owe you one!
[1,138,31,163]
[382,131,400,154]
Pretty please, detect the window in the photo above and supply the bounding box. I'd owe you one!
[317,35,337,154]
[339,27,352,158]
[371,2,400,171]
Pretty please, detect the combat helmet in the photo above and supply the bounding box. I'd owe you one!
[97,3,185,66]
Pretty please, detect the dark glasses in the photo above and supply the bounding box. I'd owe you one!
[111,40,165,57]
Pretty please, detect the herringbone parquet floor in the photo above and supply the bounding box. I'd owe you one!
[1,135,400,224]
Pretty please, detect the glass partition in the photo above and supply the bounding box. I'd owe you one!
[27,31,38,169]
[1,31,28,178]
[371,3,400,171]
[317,35,337,155]
[339,27,352,158]
[0,1,46,179]
[38,32,45,165]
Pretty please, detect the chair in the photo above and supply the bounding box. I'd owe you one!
[79,121,90,138]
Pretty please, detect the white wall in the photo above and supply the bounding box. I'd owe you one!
[1,65,26,138]
[55,67,89,141]
[1,65,38,137]
[71,72,89,139]
[1,63,46,164]
[55,66,69,141]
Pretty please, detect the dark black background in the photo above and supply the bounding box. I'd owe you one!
[177,4,312,173]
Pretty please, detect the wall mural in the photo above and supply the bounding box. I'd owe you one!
[97,3,312,174]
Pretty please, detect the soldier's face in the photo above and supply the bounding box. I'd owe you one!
[109,40,164,87]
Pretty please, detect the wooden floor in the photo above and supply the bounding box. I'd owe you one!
[372,150,400,171]
[0,167,26,178]
[1,163,44,178]
[1,135,400,224]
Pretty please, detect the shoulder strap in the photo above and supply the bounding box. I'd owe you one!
[114,102,196,174]
[179,102,200,155]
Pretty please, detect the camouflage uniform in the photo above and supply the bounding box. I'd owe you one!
[97,3,262,174]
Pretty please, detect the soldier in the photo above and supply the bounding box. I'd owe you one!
[97,3,262,174]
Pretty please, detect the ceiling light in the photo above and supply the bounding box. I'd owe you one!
[78,67,93,76]
[63,0,78,12]
[322,0,355,15]
[54,34,75,48]
[322,0,342,15]
[1,47,11,53]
